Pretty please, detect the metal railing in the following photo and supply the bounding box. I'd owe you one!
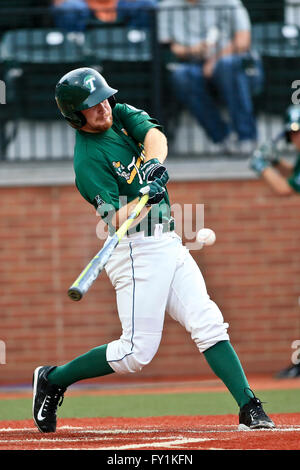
[0,2,298,161]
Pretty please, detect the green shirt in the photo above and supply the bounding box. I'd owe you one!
[73,103,173,234]
[288,153,300,193]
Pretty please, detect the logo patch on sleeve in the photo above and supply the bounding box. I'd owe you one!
[94,194,105,207]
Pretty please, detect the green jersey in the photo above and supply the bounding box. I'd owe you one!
[73,103,173,234]
[288,153,300,193]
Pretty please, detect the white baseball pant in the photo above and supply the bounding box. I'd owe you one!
[105,228,229,374]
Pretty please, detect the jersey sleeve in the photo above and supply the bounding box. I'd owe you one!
[287,157,300,193]
[114,103,164,143]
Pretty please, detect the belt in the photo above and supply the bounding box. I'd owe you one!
[126,218,175,238]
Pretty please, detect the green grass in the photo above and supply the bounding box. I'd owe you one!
[0,389,299,421]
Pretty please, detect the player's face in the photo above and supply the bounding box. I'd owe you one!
[81,99,113,133]
[290,130,300,149]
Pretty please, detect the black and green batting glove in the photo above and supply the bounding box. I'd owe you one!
[141,158,169,183]
[257,143,280,166]
[249,149,271,175]
[139,178,166,205]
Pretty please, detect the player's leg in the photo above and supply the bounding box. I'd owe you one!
[33,234,179,433]
[171,63,231,143]
[165,239,249,406]
[33,344,114,433]
[46,344,114,387]
[166,236,274,428]
[46,234,179,382]
[105,235,179,374]
[212,54,257,144]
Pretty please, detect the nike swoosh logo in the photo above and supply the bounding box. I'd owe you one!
[37,396,47,421]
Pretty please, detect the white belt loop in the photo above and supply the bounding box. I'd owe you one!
[154,223,164,239]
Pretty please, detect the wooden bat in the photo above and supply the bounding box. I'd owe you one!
[68,194,149,301]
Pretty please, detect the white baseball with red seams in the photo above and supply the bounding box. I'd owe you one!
[196,228,216,246]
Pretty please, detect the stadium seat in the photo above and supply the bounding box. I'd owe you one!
[84,26,154,113]
[84,26,152,62]
[0,1,42,33]
[1,28,86,64]
[0,28,87,120]
[242,0,284,24]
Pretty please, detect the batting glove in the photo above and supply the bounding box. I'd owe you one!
[142,158,169,183]
[139,178,166,205]
[257,143,280,166]
[249,149,271,175]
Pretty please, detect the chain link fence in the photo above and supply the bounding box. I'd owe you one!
[0,1,298,161]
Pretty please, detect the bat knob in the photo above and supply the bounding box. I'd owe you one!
[68,287,83,301]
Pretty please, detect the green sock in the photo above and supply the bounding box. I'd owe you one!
[47,344,114,388]
[203,340,254,408]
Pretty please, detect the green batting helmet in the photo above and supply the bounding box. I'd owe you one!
[55,67,118,129]
[285,104,300,141]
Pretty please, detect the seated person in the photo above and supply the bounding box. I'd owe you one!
[158,0,264,154]
[52,0,91,32]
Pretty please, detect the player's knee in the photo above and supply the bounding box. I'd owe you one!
[192,323,230,353]
[216,54,240,71]
[126,348,157,374]
[107,334,162,374]
[189,302,230,353]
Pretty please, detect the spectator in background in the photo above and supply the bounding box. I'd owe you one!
[52,0,91,32]
[52,0,157,30]
[85,0,158,27]
[86,0,118,23]
[157,0,263,154]
[117,0,158,28]
[249,104,300,379]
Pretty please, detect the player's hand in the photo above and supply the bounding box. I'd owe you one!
[249,149,271,175]
[138,178,166,205]
[142,158,169,184]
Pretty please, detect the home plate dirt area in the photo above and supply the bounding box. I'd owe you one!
[1,414,300,450]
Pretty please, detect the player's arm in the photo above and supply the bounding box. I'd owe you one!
[143,127,168,164]
[112,128,169,230]
[249,149,294,196]
[273,159,294,178]
[112,175,169,230]
[116,103,169,184]
[203,30,250,77]
[259,166,294,196]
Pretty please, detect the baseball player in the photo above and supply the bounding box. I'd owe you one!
[249,104,300,379]
[32,67,275,433]
[250,105,300,197]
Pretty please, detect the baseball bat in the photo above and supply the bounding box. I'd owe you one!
[68,194,149,301]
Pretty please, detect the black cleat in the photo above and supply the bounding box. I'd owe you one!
[239,390,275,430]
[32,366,66,433]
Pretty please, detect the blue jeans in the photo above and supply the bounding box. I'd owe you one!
[52,0,90,32]
[117,0,157,28]
[171,53,263,143]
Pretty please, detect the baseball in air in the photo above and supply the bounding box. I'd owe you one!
[196,228,216,246]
